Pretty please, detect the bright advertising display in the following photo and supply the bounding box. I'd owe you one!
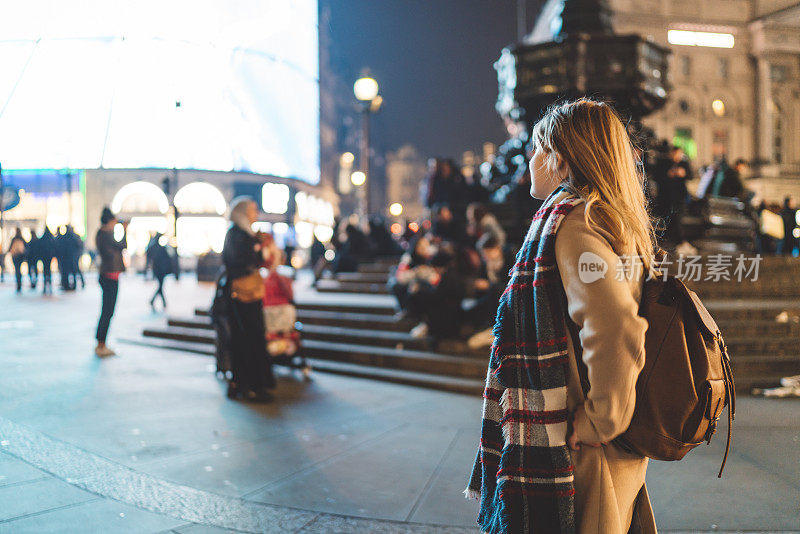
[0,0,319,183]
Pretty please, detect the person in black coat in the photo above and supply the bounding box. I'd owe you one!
[368,216,403,257]
[8,228,27,293]
[37,227,57,295]
[95,208,127,357]
[55,226,73,290]
[779,196,799,256]
[221,197,275,402]
[332,223,373,273]
[146,233,175,310]
[26,233,38,289]
[466,234,516,337]
[67,226,85,290]
[653,146,692,245]
[406,250,465,341]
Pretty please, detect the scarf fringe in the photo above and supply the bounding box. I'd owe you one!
[463,487,481,500]
[499,388,512,444]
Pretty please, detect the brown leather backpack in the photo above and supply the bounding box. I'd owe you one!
[571,274,736,477]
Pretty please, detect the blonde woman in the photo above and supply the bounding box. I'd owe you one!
[466,99,657,533]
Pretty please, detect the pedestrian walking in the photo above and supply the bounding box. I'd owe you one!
[779,196,798,256]
[466,99,656,533]
[37,227,56,295]
[221,197,275,402]
[55,226,72,291]
[8,228,26,293]
[145,233,174,310]
[67,226,85,289]
[26,233,38,289]
[94,208,127,357]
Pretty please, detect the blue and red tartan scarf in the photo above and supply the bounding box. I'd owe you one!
[466,186,582,534]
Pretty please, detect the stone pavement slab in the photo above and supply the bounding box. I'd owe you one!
[0,276,798,533]
[0,498,185,534]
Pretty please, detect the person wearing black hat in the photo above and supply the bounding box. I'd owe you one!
[94,207,127,357]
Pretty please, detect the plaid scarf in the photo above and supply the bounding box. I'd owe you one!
[466,187,582,534]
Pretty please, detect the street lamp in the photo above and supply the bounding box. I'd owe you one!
[353,77,379,102]
[389,202,403,217]
[350,171,366,186]
[353,74,381,220]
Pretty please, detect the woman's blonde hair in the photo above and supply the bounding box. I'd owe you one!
[532,98,656,269]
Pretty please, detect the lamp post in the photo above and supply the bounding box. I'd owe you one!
[350,170,367,224]
[353,75,381,220]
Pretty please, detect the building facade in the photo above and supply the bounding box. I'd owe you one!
[610,0,800,200]
[1,168,336,271]
[385,145,428,223]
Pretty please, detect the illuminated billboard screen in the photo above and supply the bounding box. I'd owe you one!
[0,0,319,184]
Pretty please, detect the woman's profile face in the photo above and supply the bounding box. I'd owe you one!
[529,145,561,200]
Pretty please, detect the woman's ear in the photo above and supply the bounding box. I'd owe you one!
[555,153,570,181]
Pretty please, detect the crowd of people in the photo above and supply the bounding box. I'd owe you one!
[4,225,85,294]
[386,199,512,349]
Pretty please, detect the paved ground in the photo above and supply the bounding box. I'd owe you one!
[0,274,797,533]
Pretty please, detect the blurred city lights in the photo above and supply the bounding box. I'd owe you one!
[340,152,355,165]
[314,225,334,243]
[408,222,420,233]
[261,183,290,214]
[389,203,403,216]
[350,171,366,186]
[391,223,402,234]
[324,249,335,261]
[711,99,726,117]
[668,30,734,48]
[354,76,379,101]
[290,254,304,269]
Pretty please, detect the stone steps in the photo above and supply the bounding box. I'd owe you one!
[315,280,390,295]
[334,272,390,284]
[296,309,413,332]
[144,316,799,383]
[173,312,800,344]
[692,284,800,299]
[121,334,789,396]
[295,301,397,316]
[120,336,483,395]
[300,340,486,379]
[143,325,215,345]
[729,354,800,376]
[714,319,800,336]
[297,323,430,350]
[725,337,800,356]
[141,257,800,395]
[140,326,488,380]
[705,305,800,322]
[195,302,399,317]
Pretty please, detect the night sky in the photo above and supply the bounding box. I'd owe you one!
[323,0,544,161]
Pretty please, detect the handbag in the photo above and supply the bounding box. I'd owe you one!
[230,270,265,303]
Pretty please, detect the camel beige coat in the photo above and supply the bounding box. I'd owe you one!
[555,205,658,534]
